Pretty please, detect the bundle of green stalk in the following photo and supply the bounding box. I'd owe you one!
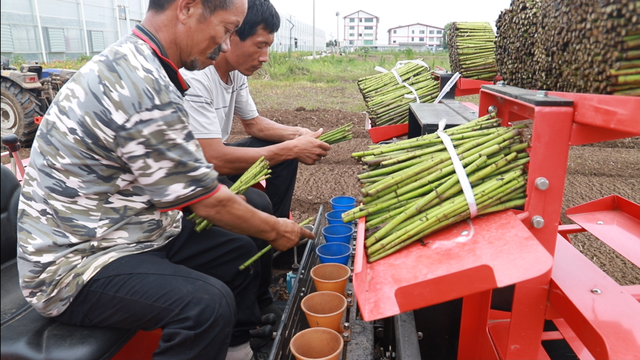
[447,22,498,81]
[343,113,530,262]
[188,157,271,232]
[318,123,354,144]
[357,61,440,126]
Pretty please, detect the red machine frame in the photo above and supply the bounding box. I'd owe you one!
[353,86,640,359]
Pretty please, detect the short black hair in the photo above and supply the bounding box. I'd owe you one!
[148,0,234,17]
[235,0,280,42]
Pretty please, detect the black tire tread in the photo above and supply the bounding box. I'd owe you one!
[0,79,43,148]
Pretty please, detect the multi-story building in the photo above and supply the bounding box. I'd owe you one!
[343,10,379,47]
[388,23,445,50]
[271,13,326,53]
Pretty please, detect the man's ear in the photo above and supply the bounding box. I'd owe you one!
[176,0,198,24]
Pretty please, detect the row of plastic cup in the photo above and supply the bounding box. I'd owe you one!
[289,196,357,360]
[316,196,357,266]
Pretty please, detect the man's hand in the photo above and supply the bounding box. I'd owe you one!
[269,218,316,252]
[295,127,321,138]
[288,134,331,165]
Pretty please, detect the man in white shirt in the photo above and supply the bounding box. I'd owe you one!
[180,0,330,328]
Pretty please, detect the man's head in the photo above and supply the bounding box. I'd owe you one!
[220,0,280,76]
[145,0,248,70]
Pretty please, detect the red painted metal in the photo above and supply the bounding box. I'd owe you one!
[111,329,160,359]
[367,123,408,143]
[550,237,640,359]
[566,195,640,268]
[455,78,492,97]
[352,211,553,321]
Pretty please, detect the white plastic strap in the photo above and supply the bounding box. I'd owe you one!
[390,68,403,84]
[403,83,420,103]
[437,118,478,218]
[394,59,431,71]
[434,72,462,104]
[374,66,388,73]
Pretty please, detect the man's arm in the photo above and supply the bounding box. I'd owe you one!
[189,185,314,251]
[241,115,314,143]
[198,133,330,175]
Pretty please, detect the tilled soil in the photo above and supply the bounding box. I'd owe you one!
[230,109,640,286]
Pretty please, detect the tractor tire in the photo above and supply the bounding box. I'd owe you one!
[1,88,24,145]
[0,79,43,147]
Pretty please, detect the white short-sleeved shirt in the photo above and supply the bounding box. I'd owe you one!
[180,67,259,142]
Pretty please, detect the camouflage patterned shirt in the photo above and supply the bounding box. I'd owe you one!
[17,25,220,317]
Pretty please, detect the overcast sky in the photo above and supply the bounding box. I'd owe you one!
[270,0,513,43]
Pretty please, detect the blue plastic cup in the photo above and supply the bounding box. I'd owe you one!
[330,196,357,214]
[322,224,354,245]
[316,243,352,265]
[325,210,347,226]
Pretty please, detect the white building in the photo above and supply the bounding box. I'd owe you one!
[271,13,326,53]
[343,10,379,47]
[1,0,149,63]
[388,23,444,50]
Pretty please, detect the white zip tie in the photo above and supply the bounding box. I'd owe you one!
[437,118,478,218]
[403,83,420,103]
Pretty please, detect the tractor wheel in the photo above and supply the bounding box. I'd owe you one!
[1,88,25,145]
[0,79,44,147]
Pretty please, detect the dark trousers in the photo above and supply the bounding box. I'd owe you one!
[217,175,274,310]
[226,137,298,219]
[55,215,262,360]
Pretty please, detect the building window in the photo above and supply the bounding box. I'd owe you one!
[364,18,374,23]
[411,37,414,41]
[429,30,435,34]
[359,18,363,22]
[349,33,354,37]
[364,33,373,37]
[89,31,105,52]
[349,26,354,30]
[365,26,373,30]
[349,40,354,45]
[437,30,442,34]
[393,40,396,43]
[359,33,362,37]
[1,24,14,52]
[45,28,66,52]
[419,37,424,42]
[349,18,355,23]
[393,29,397,34]
[364,40,373,45]
[411,30,415,34]
[419,30,425,34]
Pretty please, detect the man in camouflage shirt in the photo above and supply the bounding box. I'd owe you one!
[16,0,313,359]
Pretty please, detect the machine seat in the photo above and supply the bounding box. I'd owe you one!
[1,165,137,360]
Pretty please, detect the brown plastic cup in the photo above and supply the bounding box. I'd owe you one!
[310,263,351,296]
[289,327,344,360]
[300,291,347,333]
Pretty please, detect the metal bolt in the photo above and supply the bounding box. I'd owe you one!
[346,290,353,297]
[487,105,497,115]
[301,270,305,274]
[596,221,604,225]
[347,298,354,306]
[497,80,505,87]
[342,332,349,340]
[343,322,350,330]
[537,90,548,97]
[301,288,306,293]
[531,216,545,229]
[591,288,602,294]
[461,230,469,236]
[535,177,550,190]
[417,332,424,340]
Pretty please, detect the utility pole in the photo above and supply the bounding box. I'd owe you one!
[336,12,340,54]
[287,17,294,58]
[312,0,316,58]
